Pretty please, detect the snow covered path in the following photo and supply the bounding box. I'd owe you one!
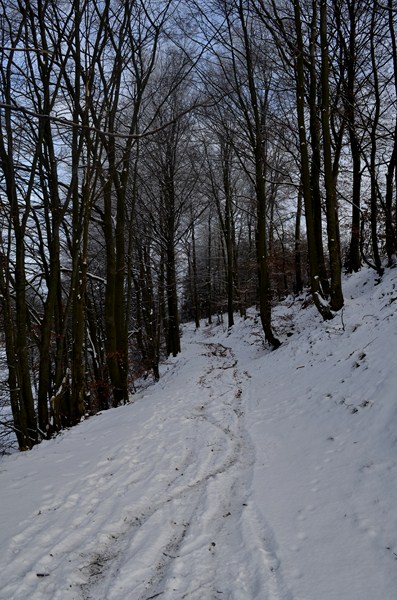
[1,269,397,600]
[0,335,290,600]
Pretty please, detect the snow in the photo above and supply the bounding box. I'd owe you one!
[1,268,397,600]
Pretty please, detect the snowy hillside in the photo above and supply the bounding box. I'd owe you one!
[0,268,396,600]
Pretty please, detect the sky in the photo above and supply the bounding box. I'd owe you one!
[0,266,396,600]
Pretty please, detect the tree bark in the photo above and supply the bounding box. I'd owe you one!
[293,0,334,319]
[320,0,344,311]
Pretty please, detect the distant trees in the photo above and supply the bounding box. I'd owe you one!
[0,0,396,450]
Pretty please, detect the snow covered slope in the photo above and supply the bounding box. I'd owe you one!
[0,268,396,600]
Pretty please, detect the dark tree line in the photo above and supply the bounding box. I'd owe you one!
[0,0,396,450]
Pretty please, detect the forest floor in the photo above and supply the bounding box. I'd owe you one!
[0,267,397,600]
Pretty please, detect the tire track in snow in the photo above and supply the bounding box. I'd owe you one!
[78,341,247,599]
[178,341,294,600]
[80,340,292,600]
[0,336,292,600]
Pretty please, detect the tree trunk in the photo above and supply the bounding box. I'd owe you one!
[308,2,329,294]
[385,0,397,265]
[237,0,280,346]
[293,0,333,320]
[207,211,213,324]
[294,187,303,294]
[368,5,384,276]
[320,0,344,311]
[191,218,201,329]
[166,238,181,357]
[339,0,362,273]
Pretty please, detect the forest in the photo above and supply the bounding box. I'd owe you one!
[0,0,396,451]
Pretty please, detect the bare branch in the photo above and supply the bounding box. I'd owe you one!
[0,99,211,140]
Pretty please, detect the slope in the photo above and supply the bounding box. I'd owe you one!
[0,268,396,600]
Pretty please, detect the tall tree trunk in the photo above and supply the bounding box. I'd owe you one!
[0,252,25,449]
[255,157,281,347]
[207,210,213,324]
[103,178,127,406]
[224,159,235,329]
[385,0,397,265]
[294,187,303,294]
[339,0,362,273]
[308,2,329,294]
[368,4,383,276]
[346,128,362,272]
[320,0,344,311]
[191,217,201,329]
[237,0,280,347]
[166,237,181,357]
[293,0,333,319]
